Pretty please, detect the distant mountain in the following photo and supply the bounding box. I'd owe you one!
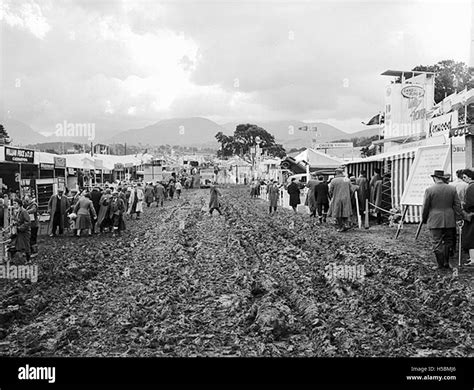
[1,118,47,146]
[5,116,382,152]
[107,117,225,147]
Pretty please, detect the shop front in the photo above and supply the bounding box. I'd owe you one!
[0,146,37,198]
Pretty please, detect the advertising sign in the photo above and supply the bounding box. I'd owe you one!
[315,143,353,149]
[401,145,450,206]
[4,147,35,163]
[401,85,425,99]
[54,157,66,168]
[40,163,54,170]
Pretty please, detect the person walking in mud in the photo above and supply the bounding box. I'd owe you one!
[328,169,352,232]
[209,182,223,216]
[287,178,300,213]
[314,175,329,223]
[268,180,280,214]
[422,170,462,270]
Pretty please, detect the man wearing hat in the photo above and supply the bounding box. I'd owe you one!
[48,188,70,237]
[422,170,463,270]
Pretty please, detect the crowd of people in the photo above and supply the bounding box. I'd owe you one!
[250,166,474,268]
[0,175,190,263]
[252,168,390,232]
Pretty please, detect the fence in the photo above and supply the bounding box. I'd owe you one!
[259,185,310,213]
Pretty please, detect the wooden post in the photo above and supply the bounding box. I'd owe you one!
[415,221,423,241]
[395,206,409,239]
[355,191,362,229]
[364,198,369,229]
[466,133,474,169]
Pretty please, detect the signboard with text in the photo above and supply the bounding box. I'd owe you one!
[400,144,450,206]
[40,163,54,170]
[315,142,353,149]
[4,146,35,163]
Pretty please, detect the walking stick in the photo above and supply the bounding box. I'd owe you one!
[354,191,362,229]
[415,221,423,241]
[364,198,369,229]
[458,221,464,268]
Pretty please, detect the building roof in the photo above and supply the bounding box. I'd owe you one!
[345,145,421,164]
[381,70,435,77]
[294,148,344,168]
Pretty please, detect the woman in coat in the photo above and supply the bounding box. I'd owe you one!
[305,174,319,217]
[373,177,383,224]
[23,195,39,257]
[328,169,352,232]
[287,178,301,212]
[10,198,31,262]
[209,183,223,216]
[128,184,144,219]
[461,169,474,265]
[97,189,112,233]
[74,193,97,237]
[349,177,360,227]
[268,181,280,214]
[109,190,126,236]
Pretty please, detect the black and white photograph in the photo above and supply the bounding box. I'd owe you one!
[0,0,473,386]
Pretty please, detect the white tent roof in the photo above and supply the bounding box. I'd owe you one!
[294,148,344,168]
[59,153,154,170]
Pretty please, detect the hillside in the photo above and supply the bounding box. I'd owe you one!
[0,118,47,146]
[107,117,225,147]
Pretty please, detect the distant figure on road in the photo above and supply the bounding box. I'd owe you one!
[287,178,300,213]
[175,181,182,199]
[209,182,223,216]
[268,180,280,214]
[128,183,144,219]
[144,182,155,207]
[154,182,166,207]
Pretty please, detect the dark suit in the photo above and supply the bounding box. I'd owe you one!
[314,182,329,222]
[422,182,462,268]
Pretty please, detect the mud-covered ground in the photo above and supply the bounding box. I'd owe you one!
[0,186,472,357]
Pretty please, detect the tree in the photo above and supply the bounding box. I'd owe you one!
[215,124,286,160]
[412,60,472,103]
[0,124,11,144]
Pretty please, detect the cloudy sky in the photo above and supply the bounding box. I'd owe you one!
[0,0,471,137]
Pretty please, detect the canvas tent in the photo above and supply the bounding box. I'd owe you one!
[293,148,344,170]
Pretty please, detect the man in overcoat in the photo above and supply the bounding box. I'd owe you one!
[328,169,352,232]
[48,188,70,236]
[422,170,463,270]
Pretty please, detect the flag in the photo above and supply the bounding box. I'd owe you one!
[362,113,384,126]
[298,125,309,131]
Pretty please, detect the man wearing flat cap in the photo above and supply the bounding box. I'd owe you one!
[422,170,463,270]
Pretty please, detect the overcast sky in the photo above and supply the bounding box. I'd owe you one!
[0,0,471,136]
